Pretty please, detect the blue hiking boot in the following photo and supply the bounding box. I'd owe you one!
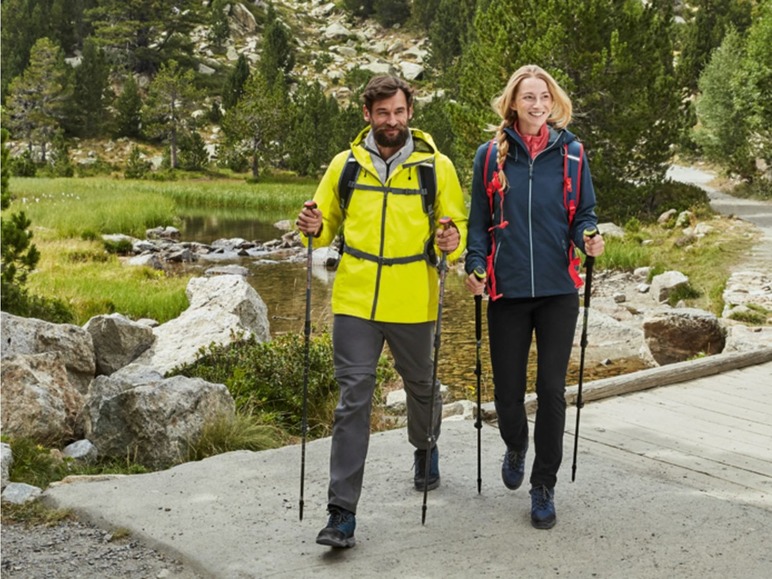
[413,446,440,491]
[316,505,356,548]
[501,443,527,490]
[529,485,556,529]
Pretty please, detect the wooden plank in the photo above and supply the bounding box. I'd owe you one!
[628,383,767,416]
[574,413,772,487]
[561,349,772,409]
[652,387,770,425]
[583,395,772,453]
[632,395,772,441]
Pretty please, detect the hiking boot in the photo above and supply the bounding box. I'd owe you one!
[501,443,527,490]
[529,485,556,529]
[316,506,356,548]
[413,446,440,491]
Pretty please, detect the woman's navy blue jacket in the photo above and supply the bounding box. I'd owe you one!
[465,126,598,298]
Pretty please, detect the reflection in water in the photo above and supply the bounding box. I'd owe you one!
[179,212,287,244]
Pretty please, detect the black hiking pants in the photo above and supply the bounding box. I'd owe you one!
[487,293,578,489]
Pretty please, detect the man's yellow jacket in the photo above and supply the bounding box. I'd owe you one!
[307,127,467,323]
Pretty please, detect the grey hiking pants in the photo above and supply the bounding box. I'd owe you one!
[327,314,442,514]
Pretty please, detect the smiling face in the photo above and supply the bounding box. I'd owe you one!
[512,76,553,135]
[363,90,413,158]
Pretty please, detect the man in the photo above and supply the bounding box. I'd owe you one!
[296,75,467,548]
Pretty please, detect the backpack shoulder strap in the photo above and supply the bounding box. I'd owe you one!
[563,139,585,288]
[416,162,436,220]
[337,151,361,211]
[563,140,584,224]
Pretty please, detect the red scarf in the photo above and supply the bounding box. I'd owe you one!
[515,122,549,159]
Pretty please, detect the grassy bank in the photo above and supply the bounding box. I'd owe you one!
[11,175,316,323]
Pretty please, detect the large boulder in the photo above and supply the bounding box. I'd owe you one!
[84,313,155,375]
[135,275,270,374]
[1,312,95,394]
[0,352,85,443]
[83,364,235,468]
[642,307,726,365]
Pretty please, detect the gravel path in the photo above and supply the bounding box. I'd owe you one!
[1,519,204,578]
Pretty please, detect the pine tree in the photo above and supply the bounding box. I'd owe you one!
[693,28,754,180]
[286,82,339,176]
[742,0,772,178]
[114,74,143,139]
[373,0,411,28]
[85,0,201,74]
[676,0,754,95]
[428,0,477,72]
[4,37,72,162]
[208,0,232,48]
[259,4,295,87]
[142,60,202,169]
[222,54,251,110]
[1,127,41,316]
[411,0,441,30]
[221,70,285,179]
[69,37,112,138]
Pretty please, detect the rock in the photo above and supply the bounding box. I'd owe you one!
[0,352,85,443]
[1,312,96,394]
[134,275,270,374]
[84,313,155,376]
[63,439,99,463]
[324,23,352,39]
[1,442,12,490]
[722,270,772,319]
[650,270,689,303]
[2,482,42,504]
[83,364,235,468]
[642,307,726,365]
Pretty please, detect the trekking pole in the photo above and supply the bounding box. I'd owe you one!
[473,267,486,495]
[299,200,317,521]
[571,228,598,483]
[422,216,453,525]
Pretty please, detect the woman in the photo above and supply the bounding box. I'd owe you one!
[465,64,605,529]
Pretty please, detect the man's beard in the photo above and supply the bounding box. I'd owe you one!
[373,125,409,149]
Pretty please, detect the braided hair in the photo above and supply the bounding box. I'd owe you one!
[489,65,573,189]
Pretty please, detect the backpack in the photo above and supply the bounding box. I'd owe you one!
[482,138,585,299]
[336,151,440,266]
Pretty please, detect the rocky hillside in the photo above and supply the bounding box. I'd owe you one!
[65,1,432,167]
[198,1,430,100]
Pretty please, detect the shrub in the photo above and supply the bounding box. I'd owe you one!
[170,330,397,439]
[10,151,38,177]
[124,145,152,179]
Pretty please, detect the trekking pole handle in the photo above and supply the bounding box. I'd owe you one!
[473,267,486,281]
[302,201,318,238]
[583,228,598,267]
[439,216,453,231]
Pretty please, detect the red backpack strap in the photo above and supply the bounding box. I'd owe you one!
[564,141,584,288]
[482,139,507,300]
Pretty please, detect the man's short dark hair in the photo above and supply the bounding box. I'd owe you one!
[362,76,414,112]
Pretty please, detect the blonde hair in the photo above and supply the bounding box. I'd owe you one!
[490,65,572,188]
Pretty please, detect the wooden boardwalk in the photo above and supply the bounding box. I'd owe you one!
[568,353,772,510]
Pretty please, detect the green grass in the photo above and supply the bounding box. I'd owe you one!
[186,412,287,461]
[26,237,190,324]
[595,217,757,316]
[7,176,317,238]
